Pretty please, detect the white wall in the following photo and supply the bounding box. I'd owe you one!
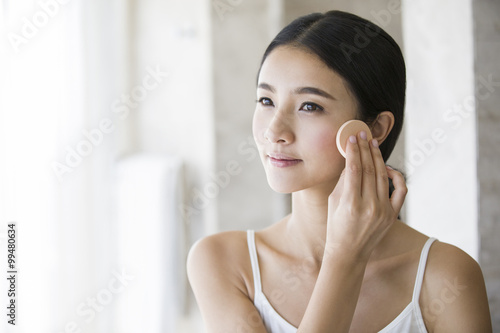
[131,1,213,331]
[402,0,478,258]
[211,0,289,233]
[131,0,216,236]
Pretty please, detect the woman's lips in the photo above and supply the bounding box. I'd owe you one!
[267,153,302,168]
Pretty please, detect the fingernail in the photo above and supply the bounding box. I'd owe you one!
[371,139,379,148]
[386,165,394,170]
[349,135,357,144]
[360,131,367,140]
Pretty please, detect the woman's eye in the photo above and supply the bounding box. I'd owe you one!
[257,97,274,106]
[300,102,324,112]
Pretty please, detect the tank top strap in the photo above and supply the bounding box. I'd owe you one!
[412,237,437,302]
[247,230,262,294]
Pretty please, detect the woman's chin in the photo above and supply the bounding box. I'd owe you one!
[266,176,304,194]
[266,172,340,195]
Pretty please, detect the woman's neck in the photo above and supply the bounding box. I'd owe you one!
[284,187,334,266]
[283,183,398,266]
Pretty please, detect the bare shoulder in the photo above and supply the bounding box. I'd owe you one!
[426,241,481,275]
[187,230,251,291]
[188,230,249,264]
[187,231,267,332]
[420,241,492,332]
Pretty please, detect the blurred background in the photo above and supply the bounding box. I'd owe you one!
[0,0,498,332]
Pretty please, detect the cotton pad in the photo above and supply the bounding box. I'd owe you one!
[336,120,373,158]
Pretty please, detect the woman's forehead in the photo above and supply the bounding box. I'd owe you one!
[258,46,350,98]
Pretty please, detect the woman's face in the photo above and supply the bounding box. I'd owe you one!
[253,46,358,194]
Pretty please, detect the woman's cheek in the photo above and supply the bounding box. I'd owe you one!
[311,129,340,160]
[252,110,267,147]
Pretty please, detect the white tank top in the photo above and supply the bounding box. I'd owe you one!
[247,230,437,333]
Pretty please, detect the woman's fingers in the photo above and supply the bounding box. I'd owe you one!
[341,130,407,217]
[386,166,408,215]
[343,135,362,199]
[357,131,377,199]
[369,138,389,200]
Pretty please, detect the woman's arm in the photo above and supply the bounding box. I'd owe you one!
[187,232,268,333]
[297,133,408,332]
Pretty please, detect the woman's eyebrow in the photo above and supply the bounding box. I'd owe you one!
[257,82,275,92]
[257,82,336,100]
[294,86,336,100]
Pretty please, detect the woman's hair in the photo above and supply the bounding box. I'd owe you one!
[258,10,406,161]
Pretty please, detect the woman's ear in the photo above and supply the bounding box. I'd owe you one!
[370,111,395,144]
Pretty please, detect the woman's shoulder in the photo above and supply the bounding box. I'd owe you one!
[187,230,254,295]
[424,239,485,298]
[187,231,271,331]
[393,222,483,290]
[427,239,480,272]
[420,238,492,331]
[187,230,250,271]
[381,222,491,330]
[189,230,248,253]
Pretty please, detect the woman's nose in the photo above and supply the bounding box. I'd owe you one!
[264,111,294,144]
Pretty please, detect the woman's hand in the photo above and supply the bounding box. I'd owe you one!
[326,130,407,262]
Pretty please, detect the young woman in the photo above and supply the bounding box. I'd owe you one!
[187,10,492,332]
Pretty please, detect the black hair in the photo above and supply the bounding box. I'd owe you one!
[257,10,406,161]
